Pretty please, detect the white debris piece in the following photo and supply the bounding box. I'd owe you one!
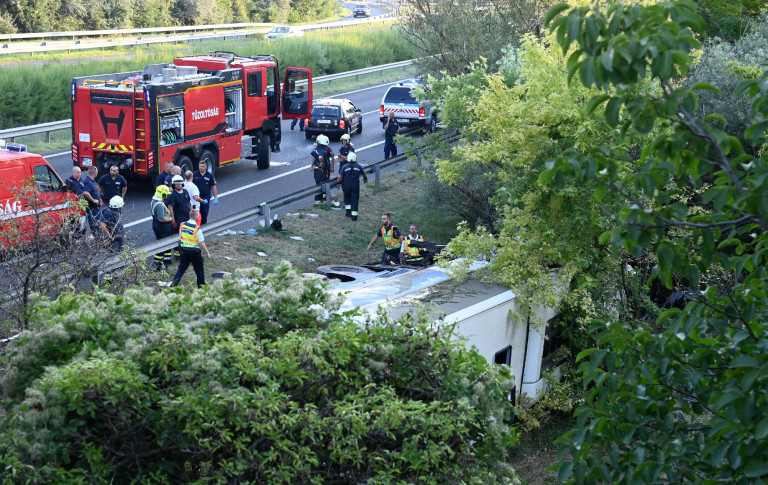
[290,236,305,241]
[332,201,340,207]
[224,256,233,261]
[217,230,237,236]
[306,213,319,218]
[307,257,315,262]
[257,252,268,257]
[286,213,300,217]
[259,220,266,227]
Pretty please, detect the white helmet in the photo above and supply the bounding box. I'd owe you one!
[316,134,329,146]
[171,175,184,185]
[340,133,351,142]
[347,152,357,163]
[109,195,124,209]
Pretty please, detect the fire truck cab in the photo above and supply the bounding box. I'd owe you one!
[0,143,82,250]
[71,52,312,180]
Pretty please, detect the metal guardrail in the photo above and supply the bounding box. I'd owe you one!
[104,152,411,273]
[1,14,398,54]
[0,58,416,142]
[1,23,271,42]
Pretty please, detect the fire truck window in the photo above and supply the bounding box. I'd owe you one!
[33,165,62,193]
[266,68,277,113]
[247,72,262,97]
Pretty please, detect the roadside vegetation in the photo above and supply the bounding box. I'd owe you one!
[0,27,415,130]
[2,0,768,482]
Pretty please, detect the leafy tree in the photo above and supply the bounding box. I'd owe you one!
[0,264,519,483]
[398,0,556,76]
[543,0,768,481]
[684,32,768,154]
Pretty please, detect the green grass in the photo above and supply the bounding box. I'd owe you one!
[508,413,574,484]
[171,168,461,287]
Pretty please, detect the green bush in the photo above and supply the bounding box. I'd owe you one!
[0,29,415,129]
[0,263,518,483]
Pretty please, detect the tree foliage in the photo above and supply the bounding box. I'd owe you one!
[0,264,519,483]
[398,0,556,76]
[544,0,768,481]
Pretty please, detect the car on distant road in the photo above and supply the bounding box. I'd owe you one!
[305,98,363,140]
[352,4,370,17]
[264,26,303,40]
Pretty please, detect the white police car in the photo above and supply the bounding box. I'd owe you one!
[379,80,438,133]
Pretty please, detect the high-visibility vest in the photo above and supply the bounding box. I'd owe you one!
[404,235,424,259]
[179,221,200,250]
[381,224,400,250]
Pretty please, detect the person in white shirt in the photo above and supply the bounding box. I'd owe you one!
[183,171,203,210]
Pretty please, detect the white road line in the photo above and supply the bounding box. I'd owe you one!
[125,138,387,228]
[48,150,71,158]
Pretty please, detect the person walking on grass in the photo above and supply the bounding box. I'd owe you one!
[170,208,210,288]
[367,212,402,264]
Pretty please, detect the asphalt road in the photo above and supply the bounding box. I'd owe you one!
[46,80,416,247]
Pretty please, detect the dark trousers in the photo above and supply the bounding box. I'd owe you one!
[152,219,173,267]
[200,199,210,225]
[171,249,205,287]
[381,247,400,264]
[291,119,305,130]
[384,136,397,159]
[314,170,329,202]
[343,185,360,220]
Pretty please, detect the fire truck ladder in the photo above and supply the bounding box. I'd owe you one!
[134,88,148,175]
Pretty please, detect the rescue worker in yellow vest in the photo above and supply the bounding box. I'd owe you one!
[170,208,211,288]
[367,213,402,264]
[400,224,426,265]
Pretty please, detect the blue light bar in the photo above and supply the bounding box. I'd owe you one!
[6,143,27,152]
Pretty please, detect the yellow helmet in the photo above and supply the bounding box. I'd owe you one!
[155,185,171,198]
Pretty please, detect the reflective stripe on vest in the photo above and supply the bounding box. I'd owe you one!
[404,235,424,258]
[381,225,400,250]
[179,221,200,249]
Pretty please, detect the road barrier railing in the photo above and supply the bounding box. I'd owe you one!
[0,58,416,143]
[102,151,414,274]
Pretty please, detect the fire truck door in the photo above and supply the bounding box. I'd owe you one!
[282,67,312,120]
[88,91,134,150]
[244,68,268,131]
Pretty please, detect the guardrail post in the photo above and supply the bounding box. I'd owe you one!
[374,165,381,186]
[45,130,51,143]
[322,183,332,205]
[262,203,271,227]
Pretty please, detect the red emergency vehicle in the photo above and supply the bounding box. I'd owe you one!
[0,144,82,250]
[71,52,312,178]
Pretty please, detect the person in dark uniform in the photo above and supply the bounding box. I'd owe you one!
[192,160,218,225]
[101,196,125,251]
[337,152,367,221]
[310,135,334,205]
[166,175,191,226]
[156,161,174,188]
[151,185,174,270]
[290,86,307,131]
[337,133,355,173]
[98,165,127,209]
[170,208,211,288]
[367,213,402,263]
[82,166,107,236]
[383,112,400,159]
[65,167,84,196]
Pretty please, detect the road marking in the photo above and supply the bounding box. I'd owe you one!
[124,139,387,228]
[335,79,411,97]
[48,150,71,158]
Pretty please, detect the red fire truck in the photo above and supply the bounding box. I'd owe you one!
[71,51,312,179]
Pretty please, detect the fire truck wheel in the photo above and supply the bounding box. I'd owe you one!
[257,134,271,169]
[177,155,194,175]
[200,149,217,176]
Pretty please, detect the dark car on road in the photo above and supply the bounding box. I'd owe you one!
[305,98,363,140]
[352,4,370,17]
